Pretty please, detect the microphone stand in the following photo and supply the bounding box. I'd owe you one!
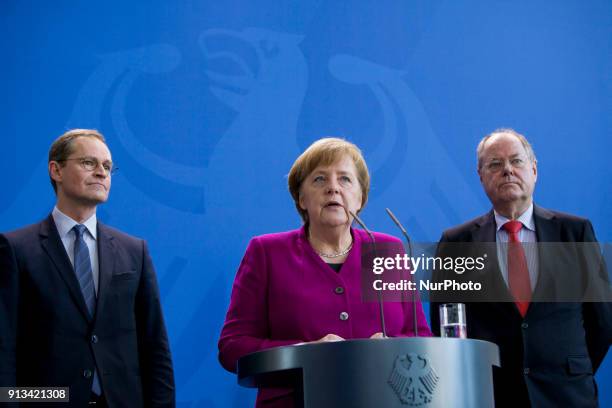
[349,210,387,339]
[385,208,419,337]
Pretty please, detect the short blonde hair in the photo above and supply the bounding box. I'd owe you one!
[48,129,106,193]
[288,137,370,222]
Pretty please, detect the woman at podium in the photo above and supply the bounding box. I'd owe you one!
[219,137,431,406]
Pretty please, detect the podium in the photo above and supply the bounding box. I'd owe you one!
[238,337,500,407]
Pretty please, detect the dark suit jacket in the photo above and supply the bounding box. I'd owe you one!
[0,215,175,407]
[430,205,612,408]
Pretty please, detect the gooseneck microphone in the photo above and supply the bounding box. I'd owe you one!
[348,210,388,339]
[385,208,419,337]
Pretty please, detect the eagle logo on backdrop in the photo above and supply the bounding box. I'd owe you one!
[388,353,439,406]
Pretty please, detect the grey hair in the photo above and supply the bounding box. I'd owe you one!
[477,128,536,169]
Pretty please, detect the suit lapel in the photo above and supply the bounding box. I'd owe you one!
[533,205,558,243]
[473,211,517,307]
[471,211,497,243]
[531,205,561,302]
[95,223,116,325]
[39,215,91,322]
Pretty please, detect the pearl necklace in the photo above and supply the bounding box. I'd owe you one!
[316,239,354,258]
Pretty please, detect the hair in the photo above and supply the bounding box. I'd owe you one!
[48,129,107,193]
[287,137,370,223]
[476,127,537,169]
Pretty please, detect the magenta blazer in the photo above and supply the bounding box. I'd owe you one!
[219,226,431,406]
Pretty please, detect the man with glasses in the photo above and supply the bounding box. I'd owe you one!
[430,128,611,407]
[0,129,175,407]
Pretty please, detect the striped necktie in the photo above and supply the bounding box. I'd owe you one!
[73,224,96,316]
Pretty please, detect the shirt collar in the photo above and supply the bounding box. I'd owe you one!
[52,206,98,240]
[493,202,535,232]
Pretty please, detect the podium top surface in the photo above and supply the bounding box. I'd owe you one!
[238,336,500,385]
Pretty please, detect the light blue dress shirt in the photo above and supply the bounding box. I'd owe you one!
[52,206,100,294]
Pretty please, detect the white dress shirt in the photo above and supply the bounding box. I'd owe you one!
[494,203,539,291]
[52,206,100,294]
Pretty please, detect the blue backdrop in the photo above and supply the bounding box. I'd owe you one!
[2,1,610,406]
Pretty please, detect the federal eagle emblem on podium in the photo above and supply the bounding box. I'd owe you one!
[388,353,439,406]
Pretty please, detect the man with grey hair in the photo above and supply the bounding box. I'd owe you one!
[431,128,611,407]
[0,129,175,407]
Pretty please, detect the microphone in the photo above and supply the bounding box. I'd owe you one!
[385,208,419,337]
[348,210,387,338]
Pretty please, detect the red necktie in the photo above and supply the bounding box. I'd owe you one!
[503,220,531,317]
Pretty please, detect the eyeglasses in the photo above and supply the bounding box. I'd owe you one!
[483,157,528,173]
[58,157,118,175]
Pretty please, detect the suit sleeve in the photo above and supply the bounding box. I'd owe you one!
[135,241,176,407]
[0,234,18,388]
[218,237,301,373]
[581,221,612,373]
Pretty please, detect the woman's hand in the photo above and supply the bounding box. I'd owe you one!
[294,334,345,346]
[314,333,345,343]
[296,333,384,346]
